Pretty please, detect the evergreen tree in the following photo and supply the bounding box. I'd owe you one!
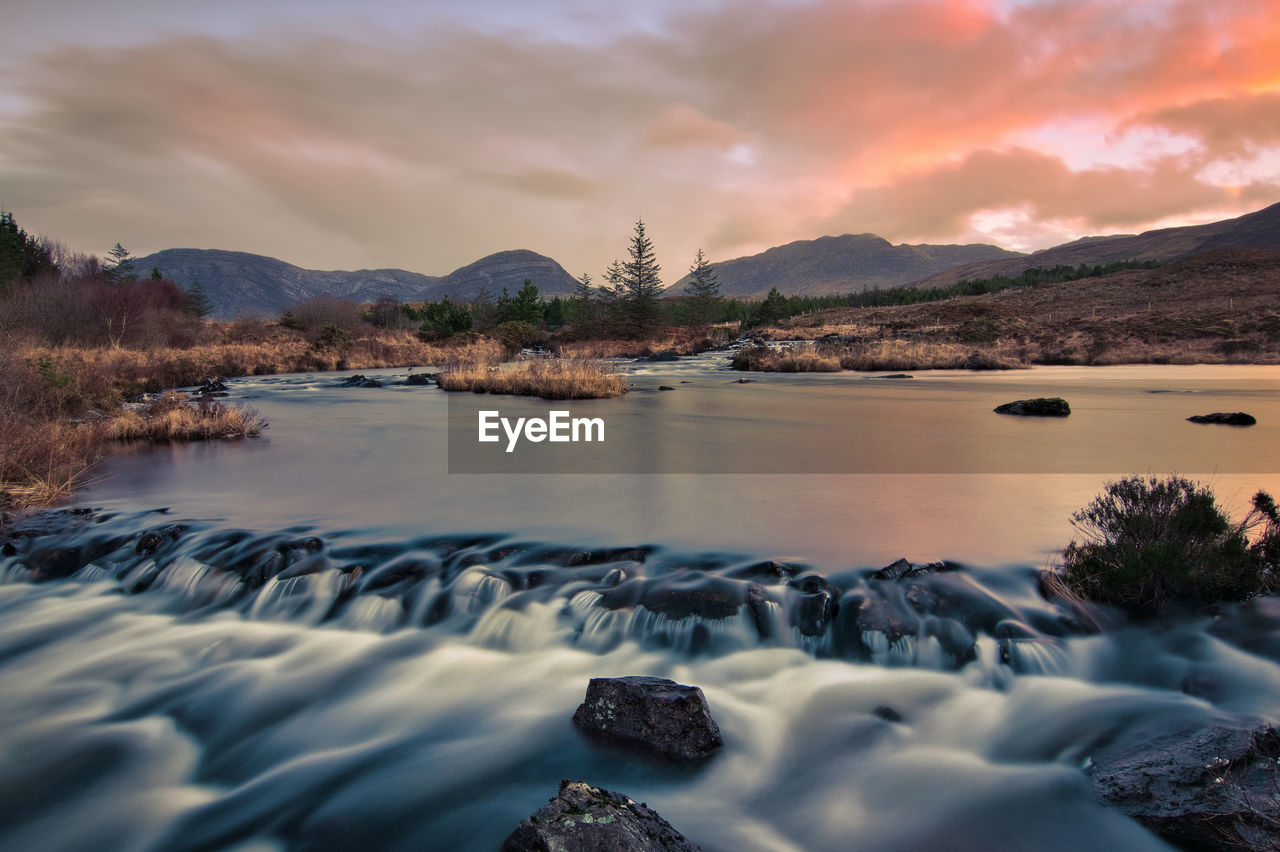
[497,278,544,325]
[150,266,163,281]
[103,243,137,283]
[0,211,57,291]
[683,248,721,327]
[570,272,596,326]
[754,286,789,326]
[184,279,214,318]
[621,219,662,337]
[470,284,497,331]
[544,296,567,328]
[419,295,473,339]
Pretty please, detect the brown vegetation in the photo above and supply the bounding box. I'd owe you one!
[437,358,629,400]
[107,394,266,441]
[732,340,1024,372]
[756,249,1280,367]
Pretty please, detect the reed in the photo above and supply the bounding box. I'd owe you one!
[437,358,629,400]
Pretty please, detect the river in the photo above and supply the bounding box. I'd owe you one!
[2,355,1278,850]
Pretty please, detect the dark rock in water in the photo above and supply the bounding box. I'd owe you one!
[645,349,681,362]
[873,558,915,581]
[501,779,700,852]
[338,374,383,388]
[1,541,16,557]
[874,706,903,722]
[1187,411,1256,426]
[871,558,948,581]
[736,377,753,383]
[993,397,1070,417]
[873,373,913,379]
[192,378,229,397]
[135,524,186,556]
[572,676,723,761]
[746,583,776,639]
[403,372,434,386]
[1088,724,1280,850]
[658,385,676,391]
[633,574,746,621]
[786,573,841,637]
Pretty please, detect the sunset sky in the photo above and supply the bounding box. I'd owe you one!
[1,0,1278,280]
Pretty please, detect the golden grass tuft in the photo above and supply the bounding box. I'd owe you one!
[436,358,629,400]
[107,394,267,441]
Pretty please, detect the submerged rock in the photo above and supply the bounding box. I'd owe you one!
[1088,723,1280,850]
[658,385,676,391]
[993,397,1071,417]
[338,374,383,388]
[191,378,229,397]
[501,780,700,851]
[403,372,434,386]
[572,676,723,761]
[1187,411,1256,426]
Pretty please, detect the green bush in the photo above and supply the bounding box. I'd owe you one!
[1056,475,1278,611]
[492,320,540,352]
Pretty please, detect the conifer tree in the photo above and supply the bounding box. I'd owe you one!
[683,248,721,327]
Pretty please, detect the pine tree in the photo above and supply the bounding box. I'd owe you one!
[621,219,662,337]
[571,272,596,326]
[150,266,163,281]
[683,248,722,327]
[470,284,497,331]
[184,279,213,318]
[103,243,136,283]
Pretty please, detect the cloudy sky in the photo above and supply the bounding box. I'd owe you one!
[1,0,1278,279]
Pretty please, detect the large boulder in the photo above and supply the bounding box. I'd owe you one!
[1187,412,1256,426]
[1088,723,1280,849]
[501,780,700,851]
[993,397,1071,416]
[572,676,723,761]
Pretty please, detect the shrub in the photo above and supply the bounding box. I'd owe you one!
[1054,475,1278,611]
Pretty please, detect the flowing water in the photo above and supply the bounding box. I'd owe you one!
[3,355,1279,851]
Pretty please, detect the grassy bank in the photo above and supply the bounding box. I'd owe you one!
[437,358,629,399]
[754,250,1280,367]
[1,329,505,521]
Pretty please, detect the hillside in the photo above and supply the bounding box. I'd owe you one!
[665,234,1021,299]
[910,201,1280,289]
[763,248,1280,365]
[137,248,579,319]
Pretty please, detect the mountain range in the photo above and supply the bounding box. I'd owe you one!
[665,235,1022,299]
[137,200,1280,318]
[135,248,580,319]
[908,200,1280,289]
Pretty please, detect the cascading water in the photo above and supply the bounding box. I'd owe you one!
[3,360,1279,850]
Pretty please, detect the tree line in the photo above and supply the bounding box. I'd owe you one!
[1,211,212,348]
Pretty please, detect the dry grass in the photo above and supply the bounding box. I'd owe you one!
[0,413,102,514]
[17,332,507,405]
[554,329,726,360]
[107,393,267,441]
[437,357,629,399]
[733,340,1025,372]
[752,249,1280,367]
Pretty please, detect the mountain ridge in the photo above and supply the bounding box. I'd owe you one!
[135,247,579,319]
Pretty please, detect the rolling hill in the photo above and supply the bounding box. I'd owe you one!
[135,248,579,319]
[664,234,1022,299]
[909,201,1280,289]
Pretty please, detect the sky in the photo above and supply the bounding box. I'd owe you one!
[1,0,1278,280]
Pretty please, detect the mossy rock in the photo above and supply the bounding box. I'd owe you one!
[994,397,1070,417]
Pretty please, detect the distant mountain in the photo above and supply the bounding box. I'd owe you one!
[665,235,1022,299]
[429,249,579,303]
[909,200,1280,289]
[135,248,579,319]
